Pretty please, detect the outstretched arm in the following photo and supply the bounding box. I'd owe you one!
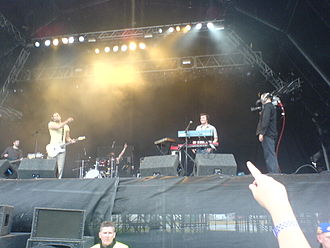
[247,161,311,248]
[116,143,128,161]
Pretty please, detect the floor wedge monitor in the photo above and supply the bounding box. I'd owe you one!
[140,155,179,176]
[195,153,237,176]
[18,159,57,179]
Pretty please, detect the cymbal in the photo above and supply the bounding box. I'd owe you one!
[74,159,90,162]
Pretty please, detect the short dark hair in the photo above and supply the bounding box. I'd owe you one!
[100,221,116,231]
[200,113,210,121]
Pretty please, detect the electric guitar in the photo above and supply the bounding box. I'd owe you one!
[46,136,86,158]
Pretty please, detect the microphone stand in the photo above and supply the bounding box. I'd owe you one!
[33,130,39,159]
[183,121,193,176]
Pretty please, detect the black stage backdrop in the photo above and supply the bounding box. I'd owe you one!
[0,174,329,248]
[0,72,321,176]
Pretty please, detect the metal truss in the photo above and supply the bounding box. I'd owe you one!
[0,47,30,119]
[0,11,26,44]
[226,29,302,93]
[16,52,251,81]
[31,20,225,44]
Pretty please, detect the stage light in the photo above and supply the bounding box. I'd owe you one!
[68,36,74,44]
[78,36,85,42]
[62,37,69,44]
[176,26,181,32]
[113,45,119,52]
[181,58,194,68]
[207,22,214,30]
[168,27,174,33]
[216,25,225,31]
[144,34,153,38]
[88,38,96,43]
[158,28,163,33]
[34,41,40,48]
[195,23,202,30]
[104,46,110,53]
[44,40,51,47]
[184,25,191,32]
[94,48,100,54]
[129,42,137,51]
[121,44,128,52]
[181,58,192,65]
[52,38,59,46]
[139,42,146,50]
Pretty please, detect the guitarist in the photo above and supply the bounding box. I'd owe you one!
[48,112,75,179]
[1,139,23,165]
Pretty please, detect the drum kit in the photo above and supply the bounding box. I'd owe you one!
[79,156,118,179]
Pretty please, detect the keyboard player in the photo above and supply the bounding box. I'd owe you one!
[194,113,218,154]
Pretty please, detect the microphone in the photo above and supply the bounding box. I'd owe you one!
[111,141,116,149]
[185,121,193,131]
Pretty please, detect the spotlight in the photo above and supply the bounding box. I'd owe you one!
[144,34,153,38]
[176,26,181,32]
[44,40,51,47]
[68,36,75,44]
[88,38,96,43]
[34,41,40,48]
[129,42,137,51]
[168,27,174,33]
[207,22,214,30]
[78,36,85,42]
[52,38,59,46]
[216,25,225,31]
[104,46,110,53]
[94,48,100,54]
[195,23,202,30]
[181,58,194,68]
[113,45,119,52]
[158,28,163,33]
[121,44,128,52]
[62,37,69,44]
[139,42,146,50]
[184,25,191,32]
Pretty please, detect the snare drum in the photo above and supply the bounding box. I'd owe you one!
[84,169,102,179]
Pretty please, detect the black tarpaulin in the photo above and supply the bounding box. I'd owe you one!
[0,178,118,237]
[0,173,329,248]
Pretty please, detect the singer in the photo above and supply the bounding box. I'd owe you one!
[256,93,281,173]
[195,113,218,154]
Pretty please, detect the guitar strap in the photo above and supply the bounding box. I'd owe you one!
[61,127,65,143]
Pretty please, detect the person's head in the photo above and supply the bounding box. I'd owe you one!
[51,112,61,122]
[200,113,210,125]
[260,93,272,105]
[13,140,20,147]
[98,221,116,246]
[317,223,330,248]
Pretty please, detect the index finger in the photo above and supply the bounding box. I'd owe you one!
[247,161,262,179]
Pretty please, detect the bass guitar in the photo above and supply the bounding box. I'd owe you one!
[46,136,86,158]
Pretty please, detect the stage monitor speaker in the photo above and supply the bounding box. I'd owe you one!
[140,155,179,176]
[18,159,57,179]
[0,205,14,236]
[195,154,237,176]
[0,160,17,179]
[30,208,86,240]
[26,236,94,248]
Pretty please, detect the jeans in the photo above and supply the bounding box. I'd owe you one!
[261,136,280,173]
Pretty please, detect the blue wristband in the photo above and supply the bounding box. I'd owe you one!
[272,220,299,238]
